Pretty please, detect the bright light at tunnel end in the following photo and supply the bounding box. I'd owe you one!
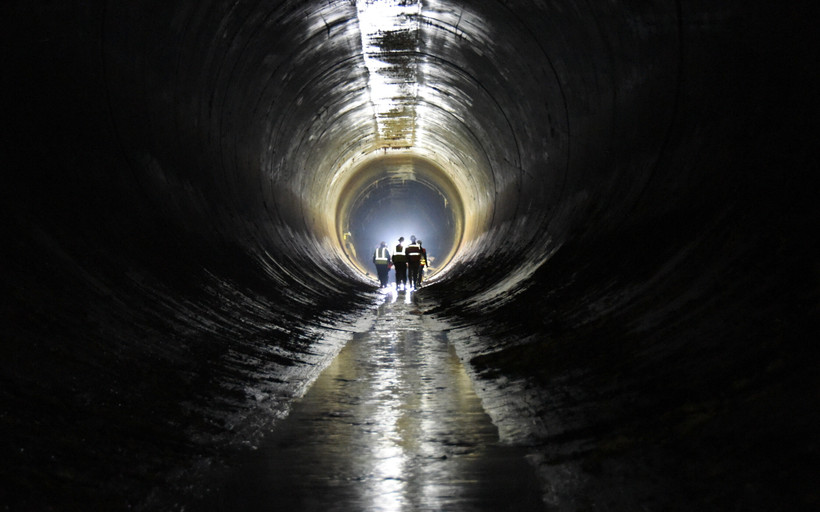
[333,153,464,284]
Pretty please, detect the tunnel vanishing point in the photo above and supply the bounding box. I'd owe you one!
[1,1,817,510]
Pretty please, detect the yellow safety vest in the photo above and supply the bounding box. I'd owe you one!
[374,247,390,264]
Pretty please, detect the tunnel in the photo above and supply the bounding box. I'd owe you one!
[1,0,817,510]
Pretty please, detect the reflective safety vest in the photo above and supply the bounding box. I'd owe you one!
[374,247,390,264]
[392,244,406,263]
[405,243,421,263]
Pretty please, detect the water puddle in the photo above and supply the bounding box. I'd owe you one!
[192,289,543,511]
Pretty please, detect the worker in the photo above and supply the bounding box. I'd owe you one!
[372,241,391,288]
[392,237,408,290]
[404,236,422,289]
[417,240,428,287]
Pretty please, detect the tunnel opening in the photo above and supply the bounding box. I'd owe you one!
[333,153,464,280]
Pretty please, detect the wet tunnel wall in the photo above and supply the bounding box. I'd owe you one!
[1,0,817,510]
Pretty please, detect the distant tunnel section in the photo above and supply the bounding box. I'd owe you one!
[332,154,465,280]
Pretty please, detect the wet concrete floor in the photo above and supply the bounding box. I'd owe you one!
[195,288,544,511]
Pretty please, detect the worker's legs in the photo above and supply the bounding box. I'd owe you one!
[376,264,389,287]
[395,263,407,288]
[408,264,420,289]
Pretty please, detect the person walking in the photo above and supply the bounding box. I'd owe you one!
[404,236,422,289]
[392,237,407,290]
[372,241,391,288]
[417,240,428,287]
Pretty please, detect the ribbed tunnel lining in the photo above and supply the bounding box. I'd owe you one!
[1,0,816,510]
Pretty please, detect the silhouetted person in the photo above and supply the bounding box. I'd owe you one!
[372,241,391,288]
[417,240,428,287]
[392,237,407,290]
[405,236,422,289]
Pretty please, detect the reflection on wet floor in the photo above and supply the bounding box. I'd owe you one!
[198,289,544,511]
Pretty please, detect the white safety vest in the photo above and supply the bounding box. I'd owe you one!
[374,247,390,264]
[405,243,421,262]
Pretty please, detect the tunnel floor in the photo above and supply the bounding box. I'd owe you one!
[189,289,544,511]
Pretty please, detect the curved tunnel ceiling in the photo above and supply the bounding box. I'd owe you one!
[102,0,573,292]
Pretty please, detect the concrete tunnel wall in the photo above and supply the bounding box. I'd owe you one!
[1,0,817,510]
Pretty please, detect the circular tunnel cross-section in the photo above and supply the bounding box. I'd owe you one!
[2,1,816,511]
[335,154,465,279]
